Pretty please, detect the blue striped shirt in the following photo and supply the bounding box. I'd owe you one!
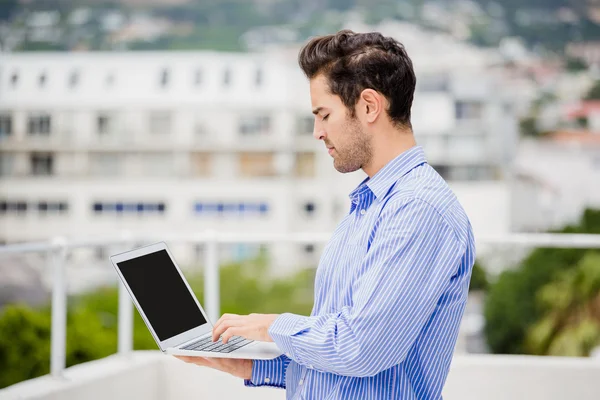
[246,146,476,399]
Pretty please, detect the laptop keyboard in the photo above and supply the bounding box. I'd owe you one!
[182,335,254,353]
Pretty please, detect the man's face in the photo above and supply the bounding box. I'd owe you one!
[310,75,373,174]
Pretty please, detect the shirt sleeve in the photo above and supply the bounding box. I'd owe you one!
[268,198,464,378]
[243,354,291,389]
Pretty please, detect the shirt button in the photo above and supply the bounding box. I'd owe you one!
[360,209,366,215]
[308,364,314,369]
[265,377,270,383]
[285,353,291,358]
[299,379,304,385]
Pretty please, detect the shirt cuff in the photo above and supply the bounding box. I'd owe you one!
[268,313,311,362]
[244,357,287,388]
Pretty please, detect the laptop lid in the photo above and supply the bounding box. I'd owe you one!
[109,241,213,351]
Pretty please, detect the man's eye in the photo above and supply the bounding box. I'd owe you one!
[322,114,329,121]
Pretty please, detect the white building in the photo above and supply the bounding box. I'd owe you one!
[0,47,519,277]
[511,137,600,232]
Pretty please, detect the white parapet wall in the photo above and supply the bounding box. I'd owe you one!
[1,351,600,400]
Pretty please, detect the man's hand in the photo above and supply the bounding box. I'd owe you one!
[212,313,280,343]
[175,356,252,380]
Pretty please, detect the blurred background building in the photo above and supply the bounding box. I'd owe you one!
[0,30,520,274]
[1,0,600,398]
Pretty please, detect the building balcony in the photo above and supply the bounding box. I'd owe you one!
[2,351,599,400]
[1,232,600,399]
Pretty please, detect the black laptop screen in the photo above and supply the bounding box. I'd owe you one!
[116,249,207,341]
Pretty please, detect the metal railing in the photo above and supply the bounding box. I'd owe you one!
[1,231,600,379]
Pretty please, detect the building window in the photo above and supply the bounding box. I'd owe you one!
[239,115,270,135]
[304,244,315,254]
[296,115,314,135]
[238,152,276,177]
[30,153,54,176]
[194,201,269,217]
[0,153,15,176]
[191,153,212,177]
[10,72,18,88]
[95,246,107,261]
[431,164,450,179]
[0,114,12,139]
[160,68,169,87]
[97,113,113,135]
[294,152,315,178]
[255,68,263,86]
[37,201,69,215]
[223,68,231,86]
[149,111,171,135]
[455,101,483,120]
[0,200,28,216]
[303,202,316,216]
[69,70,79,88]
[89,154,121,176]
[28,114,51,136]
[92,201,167,215]
[418,74,449,92]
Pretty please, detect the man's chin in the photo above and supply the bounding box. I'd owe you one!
[333,161,361,174]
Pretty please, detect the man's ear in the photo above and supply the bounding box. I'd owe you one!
[359,89,384,124]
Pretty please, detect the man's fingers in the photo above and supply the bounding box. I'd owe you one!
[213,313,238,333]
[221,327,243,344]
[213,317,242,342]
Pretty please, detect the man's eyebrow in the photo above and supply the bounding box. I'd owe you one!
[312,107,323,115]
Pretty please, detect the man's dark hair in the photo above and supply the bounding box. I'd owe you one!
[298,30,416,129]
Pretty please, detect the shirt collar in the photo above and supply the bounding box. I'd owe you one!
[349,146,427,203]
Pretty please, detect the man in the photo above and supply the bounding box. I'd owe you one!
[177,29,476,399]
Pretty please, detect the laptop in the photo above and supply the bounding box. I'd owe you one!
[109,241,283,360]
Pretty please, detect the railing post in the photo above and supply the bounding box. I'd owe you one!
[50,237,67,378]
[118,231,134,355]
[204,230,220,324]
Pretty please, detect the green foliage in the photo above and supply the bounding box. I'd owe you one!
[519,91,557,138]
[585,81,600,101]
[469,261,489,292]
[565,57,588,73]
[519,116,539,138]
[484,208,600,355]
[525,252,600,356]
[576,116,589,129]
[5,0,600,53]
[0,254,315,389]
[0,0,19,22]
[0,305,51,389]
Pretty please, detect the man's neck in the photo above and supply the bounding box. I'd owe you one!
[363,132,417,178]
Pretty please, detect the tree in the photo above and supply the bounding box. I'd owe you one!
[565,57,588,73]
[0,0,19,51]
[484,208,600,354]
[585,81,600,101]
[0,0,18,22]
[0,253,316,389]
[0,305,51,389]
[469,261,489,292]
[525,252,600,356]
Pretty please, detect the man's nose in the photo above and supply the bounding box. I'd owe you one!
[313,122,325,140]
